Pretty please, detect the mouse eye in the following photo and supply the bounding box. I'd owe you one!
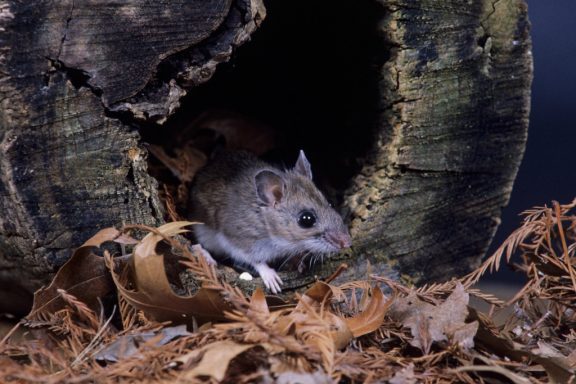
[298,210,316,228]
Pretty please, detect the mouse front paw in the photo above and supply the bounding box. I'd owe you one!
[254,263,283,294]
[191,244,217,266]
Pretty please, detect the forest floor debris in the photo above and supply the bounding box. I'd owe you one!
[1,200,575,383]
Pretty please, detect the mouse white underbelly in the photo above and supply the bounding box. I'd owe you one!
[194,223,297,266]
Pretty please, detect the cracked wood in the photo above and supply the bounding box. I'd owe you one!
[344,0,532,283]
[0,0,264,314]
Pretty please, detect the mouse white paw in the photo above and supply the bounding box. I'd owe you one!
[254,263,283,294]
[191,244,217,266]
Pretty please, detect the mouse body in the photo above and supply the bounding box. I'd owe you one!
[189,150,351,293]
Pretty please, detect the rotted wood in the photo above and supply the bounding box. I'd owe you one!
[342,0,533,284]
[0,0,265,314]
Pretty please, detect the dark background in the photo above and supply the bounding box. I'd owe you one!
[488,1,576,283]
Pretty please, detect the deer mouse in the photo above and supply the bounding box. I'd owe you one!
[189,150,351,293]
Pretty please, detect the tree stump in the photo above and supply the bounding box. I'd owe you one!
[0,0,532,314]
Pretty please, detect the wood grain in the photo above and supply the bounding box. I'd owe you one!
[344,0,532,282]
[0,0,264,312]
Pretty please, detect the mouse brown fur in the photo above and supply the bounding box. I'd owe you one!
[189,150,351,293]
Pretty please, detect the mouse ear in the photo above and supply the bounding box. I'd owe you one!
[255,170,285,206]
[294,150,313,179]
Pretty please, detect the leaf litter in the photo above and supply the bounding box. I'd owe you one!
[0,200,576,383]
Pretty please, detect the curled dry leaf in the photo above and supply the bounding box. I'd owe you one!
[279,282,353,350]
[389,283,478,354]
[326,312,354,352]
[267,280,390,373]
[27,228,136,320]
[176,340,256,382]
[345,286,394,338]
[107,222,232,324]
[247,288,270,318]
[287,282,389,372]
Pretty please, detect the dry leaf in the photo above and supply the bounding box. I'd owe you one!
[7,199,576,384]
[243,288,273,344]
[95,324,190,362]
[390,283,478,354]
[107,222,232,324]
[327,313,354,351]
[531,341,569,359]
[345,286,393,337]
[472,308,575,383]
[266,281,391,374]
[177,340,255,381]
[276,282,391,354]
[265,281,351,372]
[295,282,354,350]
[148,143,207,183]
[451,321,478,351]
[27,228,136,320]
[247,288,270,318]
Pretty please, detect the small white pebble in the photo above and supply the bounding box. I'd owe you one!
[239,272,253,281]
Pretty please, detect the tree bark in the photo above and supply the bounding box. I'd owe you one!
[0,0,531,312]
[0,0,265,314]
[343,0,532,283]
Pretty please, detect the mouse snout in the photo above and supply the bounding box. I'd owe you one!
[325,230,352,249]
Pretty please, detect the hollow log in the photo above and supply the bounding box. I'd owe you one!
[0,0,531,313]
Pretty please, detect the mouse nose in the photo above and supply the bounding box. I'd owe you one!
[326,230,352,249]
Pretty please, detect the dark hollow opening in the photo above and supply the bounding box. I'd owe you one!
[141,0,386,214]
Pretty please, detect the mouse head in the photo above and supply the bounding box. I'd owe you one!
[254,150,352,255]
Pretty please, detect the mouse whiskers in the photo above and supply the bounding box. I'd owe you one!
[276,255,291,272]
[277,250,308,272]
[309,253,319,269]
[290,251,312,273]
[309,252,327,269]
